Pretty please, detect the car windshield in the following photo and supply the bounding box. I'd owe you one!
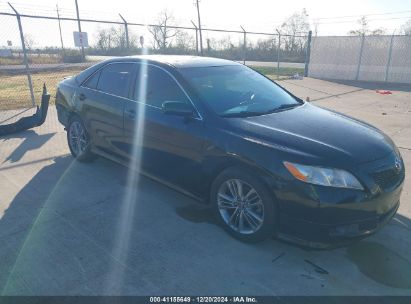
[179,65,301,117]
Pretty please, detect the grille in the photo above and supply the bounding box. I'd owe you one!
[372,168,402,190]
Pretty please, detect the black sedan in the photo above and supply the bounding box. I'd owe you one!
[55,55,405,247]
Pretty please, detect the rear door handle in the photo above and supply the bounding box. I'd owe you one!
[125,109,136,120]
[78,93,86,101]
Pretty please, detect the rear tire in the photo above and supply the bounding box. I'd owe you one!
[211,166,277,242]
[67,115,96,162]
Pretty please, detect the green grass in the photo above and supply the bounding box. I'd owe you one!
[0,55,62,66]
[250,66,305,78]
[0,68,84,111]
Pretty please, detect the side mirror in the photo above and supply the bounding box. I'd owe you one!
[162,101,194,117]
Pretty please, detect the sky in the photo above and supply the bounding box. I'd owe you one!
[0,0,410,48]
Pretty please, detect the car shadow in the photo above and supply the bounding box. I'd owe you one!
[1,155,410,294]
[174,194,411,290]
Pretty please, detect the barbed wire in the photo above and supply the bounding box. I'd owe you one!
[1,0,410,35]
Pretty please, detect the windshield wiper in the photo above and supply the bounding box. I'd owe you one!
[220,111,264,118]
[262,103,301,114]
[221,103,301,118]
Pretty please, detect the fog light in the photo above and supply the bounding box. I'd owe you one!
[330,224,360,237]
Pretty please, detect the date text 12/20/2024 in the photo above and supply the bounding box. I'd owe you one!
[149,297,257,303]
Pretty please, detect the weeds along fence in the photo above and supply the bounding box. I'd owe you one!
[0,8,309,117]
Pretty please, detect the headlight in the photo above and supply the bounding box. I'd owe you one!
[283,161,363,190]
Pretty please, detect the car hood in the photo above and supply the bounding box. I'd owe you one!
[225,103,395,165]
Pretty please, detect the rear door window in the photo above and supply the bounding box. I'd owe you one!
[97,63,135,98]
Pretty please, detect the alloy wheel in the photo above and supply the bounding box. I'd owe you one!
[217,179,264,234]
[69,121,88,156]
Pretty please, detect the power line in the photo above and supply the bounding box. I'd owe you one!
[3,1,120,19]
[2,1,410,35]
[315,10,411,20]
[316,15,411,25]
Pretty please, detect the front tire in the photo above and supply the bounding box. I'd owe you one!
[67,116,96,162]
[211,167,277,242]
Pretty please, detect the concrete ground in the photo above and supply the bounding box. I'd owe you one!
[0,78,410,295]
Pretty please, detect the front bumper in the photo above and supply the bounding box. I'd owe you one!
[278,199,400,249]
[274,154,404,248]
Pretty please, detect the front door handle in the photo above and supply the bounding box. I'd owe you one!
[125,109,136,120]
[78,93,86,101]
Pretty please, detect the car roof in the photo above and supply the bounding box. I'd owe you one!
[75,55,241,84]
[107,55,241,69]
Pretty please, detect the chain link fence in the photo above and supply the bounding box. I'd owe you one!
[0,13,31,113]
[0,8,309,124]
[2,5,411,128]
[308,34,411,84]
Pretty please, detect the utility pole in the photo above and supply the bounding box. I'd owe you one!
[74,0,85,60]
[304,30,312,77]
[191,20,199,55]
[56,4,65,54]
[276,29,281,80]
[195,0,203,56]
[119,14,130,51]
[240,25,246,65]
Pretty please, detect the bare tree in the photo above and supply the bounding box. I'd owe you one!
[252,38,276,61]
[95,26,134,52]
[348,16,368,36]
[280,9,310,53]
[348,16,386,36]
[370,28,387,35]
[95,28,110,52]
[175,31,195,52]
[216,36,234,51]
[400,19,411,35]
[255,38,275,51]
[23,34,35,51]
[148,10,177,51]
